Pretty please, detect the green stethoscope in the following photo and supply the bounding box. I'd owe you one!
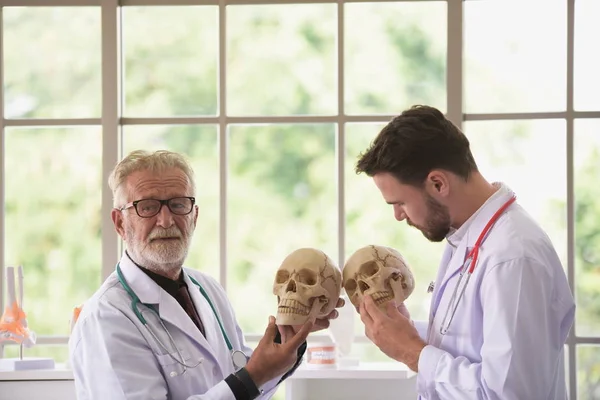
[116,264,248,374]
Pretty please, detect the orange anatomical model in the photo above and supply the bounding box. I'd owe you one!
[0,266,36,347]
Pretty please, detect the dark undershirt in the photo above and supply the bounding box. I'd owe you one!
[125,251,205,335]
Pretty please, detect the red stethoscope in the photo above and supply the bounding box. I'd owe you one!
[438,195,517,335]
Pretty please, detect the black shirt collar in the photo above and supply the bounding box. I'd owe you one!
[125,251,185,298]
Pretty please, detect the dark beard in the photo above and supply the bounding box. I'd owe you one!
[417,193,451,242]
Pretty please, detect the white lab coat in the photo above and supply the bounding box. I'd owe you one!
[69,254,283,400]
[413,185,575,400]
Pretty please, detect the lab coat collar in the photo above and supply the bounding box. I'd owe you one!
[445,182,509,248]
[117,252,163,305]
[461,183,515,249]
[439,183,516,288]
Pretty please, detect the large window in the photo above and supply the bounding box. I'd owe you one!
[1,1,598,398]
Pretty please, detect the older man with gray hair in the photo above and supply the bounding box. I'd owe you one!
[69,150,342,400]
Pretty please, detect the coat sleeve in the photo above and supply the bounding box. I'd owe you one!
[416,258,575,400]
[69,301,238,400]
[413,320,429,342]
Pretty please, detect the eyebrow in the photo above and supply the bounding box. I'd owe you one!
[386,200,403,205]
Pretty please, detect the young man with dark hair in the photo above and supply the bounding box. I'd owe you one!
[355,105,574,400]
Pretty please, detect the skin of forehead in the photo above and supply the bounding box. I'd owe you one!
[127,168,192,200]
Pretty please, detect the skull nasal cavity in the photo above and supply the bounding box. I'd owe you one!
[286,280,297,292]
[358,281,370,293]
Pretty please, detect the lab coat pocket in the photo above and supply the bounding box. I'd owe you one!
[155,349,197,379]
[155,349,192,366]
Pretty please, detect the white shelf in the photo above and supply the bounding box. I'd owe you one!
[289,362,415,380]
[0,365,73,381]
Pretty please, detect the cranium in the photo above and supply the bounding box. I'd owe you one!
[273,248,342,325]
[343,245,414,311]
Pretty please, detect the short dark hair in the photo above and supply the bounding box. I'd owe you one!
[355,105,478,186]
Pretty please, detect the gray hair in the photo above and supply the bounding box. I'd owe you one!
[108,150,196,208]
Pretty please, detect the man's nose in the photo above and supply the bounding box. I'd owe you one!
[394,205,406,222]
[155,204,175,227]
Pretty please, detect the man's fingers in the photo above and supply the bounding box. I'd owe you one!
[362,294,385,320]
[263,316,279,342]
[327,309,339,320]
[363,296,385,320]
[285,319,313,349]
[313,318,330,331]
[335,297,345,308]
[277,324,294,344]
[359,298,374,326]
[386,301,401,318]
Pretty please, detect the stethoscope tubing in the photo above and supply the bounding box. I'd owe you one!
[438,195,516,335]
[116,264,247,372]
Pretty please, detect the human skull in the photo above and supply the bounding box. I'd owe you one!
[343,245,414,311]
[273,248,342,325]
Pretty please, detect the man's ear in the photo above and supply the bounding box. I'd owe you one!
[192,204,199,228]
[426,170,450,197]
[111,208,126,239]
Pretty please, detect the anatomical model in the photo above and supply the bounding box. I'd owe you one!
[273,248,342,325]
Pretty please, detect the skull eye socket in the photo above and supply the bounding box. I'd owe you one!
[297,268,317,285]
[275,270,290,284]
[344,279,357,293]
[359,261,380,277]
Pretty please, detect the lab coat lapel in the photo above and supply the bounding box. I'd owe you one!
[183,271,231,378]
[157,290,211,351]
[155,289,225,370]
[118,254,222,367]
[432,242,468,317]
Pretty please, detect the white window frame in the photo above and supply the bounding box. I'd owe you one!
[1,1,599,398]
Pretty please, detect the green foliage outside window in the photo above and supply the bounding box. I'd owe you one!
[2,3,599,398]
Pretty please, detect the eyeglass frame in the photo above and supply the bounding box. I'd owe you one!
[118,196,196,218]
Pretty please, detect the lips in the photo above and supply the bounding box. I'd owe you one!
[151,237,180,242]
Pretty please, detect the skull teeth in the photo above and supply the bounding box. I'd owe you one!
[278,299,310,316]
[372,291,393,305]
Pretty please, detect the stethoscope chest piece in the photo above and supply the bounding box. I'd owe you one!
[232,350,248,369]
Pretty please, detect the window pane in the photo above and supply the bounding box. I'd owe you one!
[122,125,219,279]
[228,124,337,332]
[122,7,218,117]
[227,5,336,116]
[4,127,102,336]
[4,345,68,365]
[345,2,447,115]
[463,120,567,266]
[345,123,445,322]
[574,119,600,336]
[3,7,101,119]
[464,1,566,113]
[577,345,600,399]
[575,0,600,111]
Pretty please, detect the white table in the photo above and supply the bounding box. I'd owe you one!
[285,362,417,400]
[0,367,76,400]
[0,363,417,400]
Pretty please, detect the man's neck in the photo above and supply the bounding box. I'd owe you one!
[125,250,183,281]
[450,173,498,229]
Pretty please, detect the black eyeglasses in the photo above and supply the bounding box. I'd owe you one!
[119,197,195,218]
